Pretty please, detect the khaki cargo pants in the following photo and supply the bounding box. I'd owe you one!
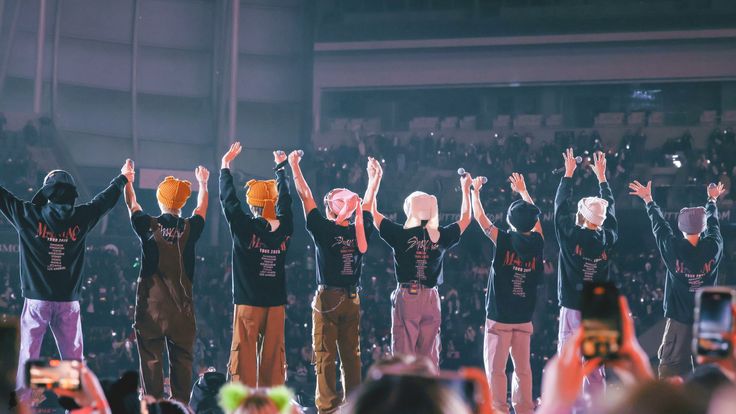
[228,304,286,387]
[391,285,442,369]
[483,319,534,414]
[312,288,361,414]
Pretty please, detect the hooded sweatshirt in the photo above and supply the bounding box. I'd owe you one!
[647,200,722,324]
[0,175,128,301]
[219,168,293,306]
[486,230,544,324]
[554,177,618,310]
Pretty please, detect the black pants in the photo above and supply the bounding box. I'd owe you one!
[658,318,694,378]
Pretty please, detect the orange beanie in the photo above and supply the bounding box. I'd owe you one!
[156,176,192,211]
[245,179,278,220]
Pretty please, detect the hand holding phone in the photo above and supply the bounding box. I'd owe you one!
[581,282,622,360]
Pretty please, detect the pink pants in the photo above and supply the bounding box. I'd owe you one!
[390,286,441,369]
[483,319,535,414]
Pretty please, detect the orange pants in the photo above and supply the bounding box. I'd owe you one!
[228,304,286,387]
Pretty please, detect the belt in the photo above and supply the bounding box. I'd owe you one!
[318,284,358,294]
[398,281,435,289]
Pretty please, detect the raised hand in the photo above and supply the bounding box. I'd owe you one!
[628,180,653,203]
[707,182,726,200]
[222,142,242,169]
[195,166,210,184]
[273,150,287,165]
[591,151,607,183]
[460,173,473,193]
[288,150,303,168]
[606,297,654,383]
[562,148,577,178]
[509,172,527,194]
[121,159,135,183]
[538,329,602,414]
[472,176,485,193]
[367,157,383,180]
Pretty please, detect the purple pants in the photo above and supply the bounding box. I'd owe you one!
[16,299,84,391]
[390,286,441,369]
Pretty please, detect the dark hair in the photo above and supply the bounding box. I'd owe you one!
[147,400,193,414]
[345,375,471,414]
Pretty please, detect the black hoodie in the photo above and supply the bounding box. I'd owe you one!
[647,200,722,324]
[0,175,128,301]
[554,177,618,310]
[486,229,544,323]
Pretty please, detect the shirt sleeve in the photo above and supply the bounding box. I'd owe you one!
[440,223,462,249]
[219,168,251,232]
[187,214,206,242]
[554,177,576,242]
[0,184,28,230]
[275,169,294,236]
[599,181,618,245]
[379,217,402,247]
[362,210,375,241]
[131,211,152,239]
[646,201,676,265]
[82,174,128,229]
[702,200,723,261]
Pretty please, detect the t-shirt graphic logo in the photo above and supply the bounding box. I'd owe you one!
[159,226,184,243]
[37,222,81,242]
[574,244,608,261]
[331,236,355,249]
[405,236,439,253]
[503,251,537,271]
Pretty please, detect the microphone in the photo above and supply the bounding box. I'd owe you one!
[457,168,488,184]
[552,156,583,175]
[273,150,303,171]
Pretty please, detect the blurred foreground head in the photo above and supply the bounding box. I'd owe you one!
[345,374,471,414]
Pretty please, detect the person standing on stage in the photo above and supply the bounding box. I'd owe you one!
[554,149,617,396]
[629,180,724,378]
[472,173,543,414]
[0,161,133,396]
[370,166,472,369]
[220,142,293,387]
[123,162,209,403]
[288,152,382,414]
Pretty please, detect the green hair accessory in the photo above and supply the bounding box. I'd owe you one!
[218,382,294,414]
[218,382,250,413]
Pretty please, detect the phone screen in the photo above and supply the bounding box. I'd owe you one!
[581,282,621,359]
[695,290,733,358]
[26,359,82,391]
[437,376,478,413]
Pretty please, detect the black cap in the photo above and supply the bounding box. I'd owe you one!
[31,170,78,205]
[506,199,541,233]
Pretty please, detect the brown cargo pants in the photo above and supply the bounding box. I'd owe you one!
[228,304,286,387]
[312,287,361,414]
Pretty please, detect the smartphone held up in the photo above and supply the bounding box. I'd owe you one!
[26,359,83,391]
[693,287,735,359]
[581,282,622,360]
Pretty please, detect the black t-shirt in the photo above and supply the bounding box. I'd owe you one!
[219,168,293,306]
[0,175,127,301]
[554,177,618,310]
[379,218,461,287]
[131,212,205,281]
[647,201,722,324]
[486,230,544,324]
[306,208,374,288]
